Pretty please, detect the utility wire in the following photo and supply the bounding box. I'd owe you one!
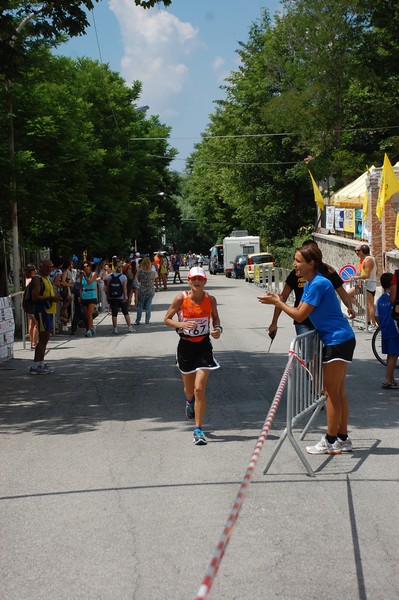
[149,155,298,166]
[91,9,120,132]
[130,125,399,142]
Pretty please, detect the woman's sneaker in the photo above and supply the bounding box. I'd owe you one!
[193,428,207,445]
[332,436,353,453]
[306,436,340,455]
[185,397,195,419]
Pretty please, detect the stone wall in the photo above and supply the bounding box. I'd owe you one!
[313,233,359,272]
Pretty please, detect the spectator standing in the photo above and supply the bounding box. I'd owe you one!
[153,253,160,291]
[70,265,85,335]
[163,266,222,445]
[123,258,136,309]
[268,240,354,338]
[376,272,399,389]
[24,264,39,350]
[187,251,194,269]
[60,259,74,331]
[30,259,62,374]
[172,252,183,284]
[105,262,135,334]
[81,262,98,337]
[98,262,110,313]
[135,257,156,325]
[158,252,169,290]
[349,244,377,331]
[259,244,356,455]
[132,260,140,307]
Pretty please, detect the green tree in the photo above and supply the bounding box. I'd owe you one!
[0,47,179,257]
[185,1,399,254]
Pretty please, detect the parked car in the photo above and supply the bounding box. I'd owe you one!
[232,254,247,278]
[244,252,275,282]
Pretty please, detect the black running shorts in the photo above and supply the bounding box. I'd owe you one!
[176,336,220,374]
[322,336,356,363]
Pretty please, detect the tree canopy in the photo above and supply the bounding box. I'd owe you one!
[183,0,399,258]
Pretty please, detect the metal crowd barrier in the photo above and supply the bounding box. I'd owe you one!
[263,330,326,477]
[345,277,368,330]
[254,266,291,294]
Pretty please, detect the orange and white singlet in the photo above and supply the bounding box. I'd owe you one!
[178,291,212,343]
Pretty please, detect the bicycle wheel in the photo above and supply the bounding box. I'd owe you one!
[371,327,387,366]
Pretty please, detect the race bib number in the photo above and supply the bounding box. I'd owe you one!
[182,317,209,337]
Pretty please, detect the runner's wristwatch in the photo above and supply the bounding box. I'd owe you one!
[215,325,223,333]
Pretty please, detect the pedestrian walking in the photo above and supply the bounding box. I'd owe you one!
[163,266,222,445]
[135,257,155,325]
[105,262,135,334]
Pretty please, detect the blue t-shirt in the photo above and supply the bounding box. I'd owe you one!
[301,273,354,345]
[376,293,399,340]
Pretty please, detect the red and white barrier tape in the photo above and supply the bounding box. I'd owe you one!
[195,352,296,600]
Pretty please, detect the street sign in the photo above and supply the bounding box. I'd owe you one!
[339,264,357,282]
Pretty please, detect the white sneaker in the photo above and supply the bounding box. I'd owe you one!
[113,327,118,335]
[306,436,338,455]
[85,330,93,337]
[29,365,54,375]
[367,324,377,332]
[331,436,353,453]
[127,326,135,333]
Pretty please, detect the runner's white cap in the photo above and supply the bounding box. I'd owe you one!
[188,266,207,279]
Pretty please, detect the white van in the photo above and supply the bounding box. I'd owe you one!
[223,233,260,277]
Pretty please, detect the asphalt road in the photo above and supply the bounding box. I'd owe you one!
[1,271,398,600]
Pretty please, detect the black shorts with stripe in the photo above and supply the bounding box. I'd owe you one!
[176,336,220,374]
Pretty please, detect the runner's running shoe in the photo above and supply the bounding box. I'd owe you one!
[185,396,195,419]
[193,428,207,445]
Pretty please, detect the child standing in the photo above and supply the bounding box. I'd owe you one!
[375,272,399,389]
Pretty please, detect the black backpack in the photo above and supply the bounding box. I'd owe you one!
[22,276,44,314]
[108,273,124,298]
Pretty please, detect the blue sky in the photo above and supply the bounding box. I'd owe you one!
[58,0,281,170]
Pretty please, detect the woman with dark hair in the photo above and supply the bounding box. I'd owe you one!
[60,259,74,330]
[267,240,354,338]
[24,264,39,349]
[81,262,98,337]
[259,244,356,455]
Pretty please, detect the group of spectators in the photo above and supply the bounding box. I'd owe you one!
[24,251,176,344]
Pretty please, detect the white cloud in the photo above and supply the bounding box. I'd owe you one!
[212,56,225,73]
[109,0,199,115]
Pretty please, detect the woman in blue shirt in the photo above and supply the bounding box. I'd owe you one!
[259,244,356,455]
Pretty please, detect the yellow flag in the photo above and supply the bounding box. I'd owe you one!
[363,190,368,220]
[376,153,399,221]
[395,212,399,249]
[308,171,324,211]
